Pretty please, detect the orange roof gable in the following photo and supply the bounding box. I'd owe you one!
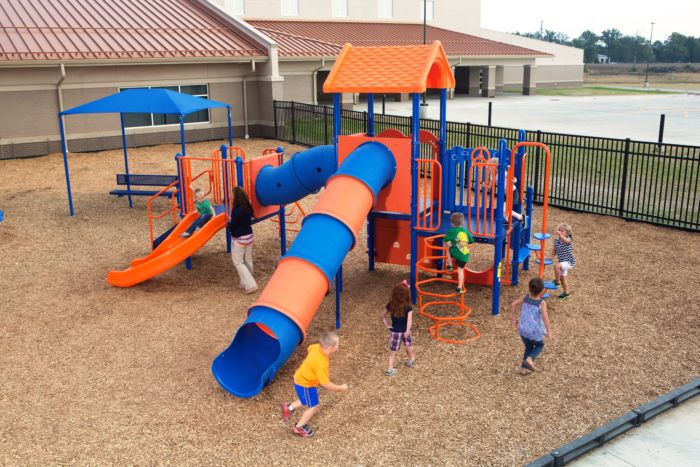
[323,41,456,94]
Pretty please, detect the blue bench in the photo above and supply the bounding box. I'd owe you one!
[110,173,179,198]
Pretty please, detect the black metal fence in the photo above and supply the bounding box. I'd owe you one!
[273,100,700,231]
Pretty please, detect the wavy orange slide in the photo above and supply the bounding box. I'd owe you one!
[107,213,228,287]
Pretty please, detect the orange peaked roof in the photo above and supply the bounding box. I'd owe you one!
[323,41,456,94]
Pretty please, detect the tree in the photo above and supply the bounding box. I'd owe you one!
[600,29,623,61]
[573,30,599,63]
[663,33,690,62]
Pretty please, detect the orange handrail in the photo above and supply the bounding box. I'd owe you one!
[415,158,442,231]
[467,147,497,238]
[146,180,180,246]
[271,201,308,233]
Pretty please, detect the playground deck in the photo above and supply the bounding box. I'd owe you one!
[0,139,698,465]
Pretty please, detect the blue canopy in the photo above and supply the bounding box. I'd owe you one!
[59,89,233,215]
[60,88,230,117]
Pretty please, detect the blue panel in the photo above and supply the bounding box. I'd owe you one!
[536,258,553,265]
[533,232,551,240]
[526,243,542,251]
[256,145,336,206]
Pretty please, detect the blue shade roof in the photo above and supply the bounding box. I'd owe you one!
[60,88,230,116]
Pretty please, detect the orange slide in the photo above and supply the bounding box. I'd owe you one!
[107,213,228,287]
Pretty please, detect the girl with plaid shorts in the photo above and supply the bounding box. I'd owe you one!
[381,281,415,377]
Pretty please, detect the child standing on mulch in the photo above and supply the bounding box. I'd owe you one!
[511,278,552,375]
[280,331,348,438]
[444,212,475,294]
[551,223,575,300]
[381,280,415,377]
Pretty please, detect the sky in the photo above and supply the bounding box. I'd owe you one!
[481,0,699,42]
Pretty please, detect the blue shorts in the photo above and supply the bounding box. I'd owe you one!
[294,383,320,408]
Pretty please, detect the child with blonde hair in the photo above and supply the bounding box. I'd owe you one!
[280,331,348,437]
[552,223,575,300]
[381,280,415,376]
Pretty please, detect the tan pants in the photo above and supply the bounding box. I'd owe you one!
[231,241,257,292]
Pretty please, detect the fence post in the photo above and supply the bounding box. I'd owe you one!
[323,105,329,145]
[534,130,541,202]
[273,100,278,139]
[363,110,368,134]
[657,114,665,146]
[618,138,631,218]
[488,102,493,127]
[466,122,471,148]
[291,101,297,144]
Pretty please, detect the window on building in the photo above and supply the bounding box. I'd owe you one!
[378,0,392,19]
[332,0,347,17]
[120,85,210,128]
[225,0,244,15]
[281,0,299,16]
[419,0,434,21]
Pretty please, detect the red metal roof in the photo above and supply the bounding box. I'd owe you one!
[0,0,267,62]
[248,20,550,58]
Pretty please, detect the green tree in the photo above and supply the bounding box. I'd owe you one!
[573,30,599,63]
[663,33,690,62]
[601,28,623,61]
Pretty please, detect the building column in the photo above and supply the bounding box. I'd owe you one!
[496,66,504,94]
[523,65,537,95]
[468,67,481,97]
[398,93,410,102]
[341,92,355,109]
[481,66,496,98]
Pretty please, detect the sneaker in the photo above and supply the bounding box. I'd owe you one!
[519,368,532,376]
[552,280,560,286]
[455,287,466,294]
[446,264,454,272]
[293,424,315,438]
[244,285,259,294]
[280,403,292,423]
[405,360,416,368]
[179,232,192,238]
[384,368,398,377]
[557,292,570,300]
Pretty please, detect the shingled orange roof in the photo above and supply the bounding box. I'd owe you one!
[247,20,550,58]
[323,41,455,94]
[0,0,266,62]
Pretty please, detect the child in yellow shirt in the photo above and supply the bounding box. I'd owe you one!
[280,331,348,437]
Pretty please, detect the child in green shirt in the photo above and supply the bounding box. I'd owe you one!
[444,212,474,294]
[180,188,215,238]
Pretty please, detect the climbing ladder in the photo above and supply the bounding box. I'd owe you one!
[415,234,480,344]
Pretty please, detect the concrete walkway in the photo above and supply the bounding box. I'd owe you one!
[358,93,700,146]
[570,395,700,467]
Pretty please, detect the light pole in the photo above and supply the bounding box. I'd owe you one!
[644,22,655,88]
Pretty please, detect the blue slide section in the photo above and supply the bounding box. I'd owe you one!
[255,144,336,206]
[212,142,396,398]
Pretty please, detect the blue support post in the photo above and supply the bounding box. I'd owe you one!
[58,114,74,216]
[409,93,420,304]
[439,89,448,209]
[524,186,534,271]
[511,220,521,286]
[367,93,375,136]
[221,145,232,254]
[491,139,508,315]
[175,152,186,217]
[119,113,133,209]
[335,266,343,329]
[179,115,187,156]
[333,93,341,142]
[227,106,233,146]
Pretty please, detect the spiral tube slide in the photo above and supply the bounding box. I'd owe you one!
[212,142,396,398]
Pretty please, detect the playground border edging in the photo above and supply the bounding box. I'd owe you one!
[525,377,700,467]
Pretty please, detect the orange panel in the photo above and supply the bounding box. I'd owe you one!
[313,175,374,247]
[374,218,411,266]
[323,42,456,94]
[338,135,411,214]
[248,153,281,219]
[252,257,330,336]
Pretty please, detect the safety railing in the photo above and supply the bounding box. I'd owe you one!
[467,147,498,238]
[415,158,442,231]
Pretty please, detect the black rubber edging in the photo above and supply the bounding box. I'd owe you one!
[526,378,700,467]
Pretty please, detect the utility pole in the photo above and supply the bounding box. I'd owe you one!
[644,22,655,88]
[540,20,543,39]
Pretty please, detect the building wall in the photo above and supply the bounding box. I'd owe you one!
[214,0,481,30]
[0,62,277,159]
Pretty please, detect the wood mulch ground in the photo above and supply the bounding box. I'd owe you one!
[1,138,698,465]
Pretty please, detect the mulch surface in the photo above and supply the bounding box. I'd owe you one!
[1,139,698,465]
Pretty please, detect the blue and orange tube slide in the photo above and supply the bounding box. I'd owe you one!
[212,142,396,397]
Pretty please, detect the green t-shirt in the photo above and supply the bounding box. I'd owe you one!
[444,226,474,262]
[195,199,212,216]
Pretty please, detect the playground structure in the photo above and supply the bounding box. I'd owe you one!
[209,41,553,398]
